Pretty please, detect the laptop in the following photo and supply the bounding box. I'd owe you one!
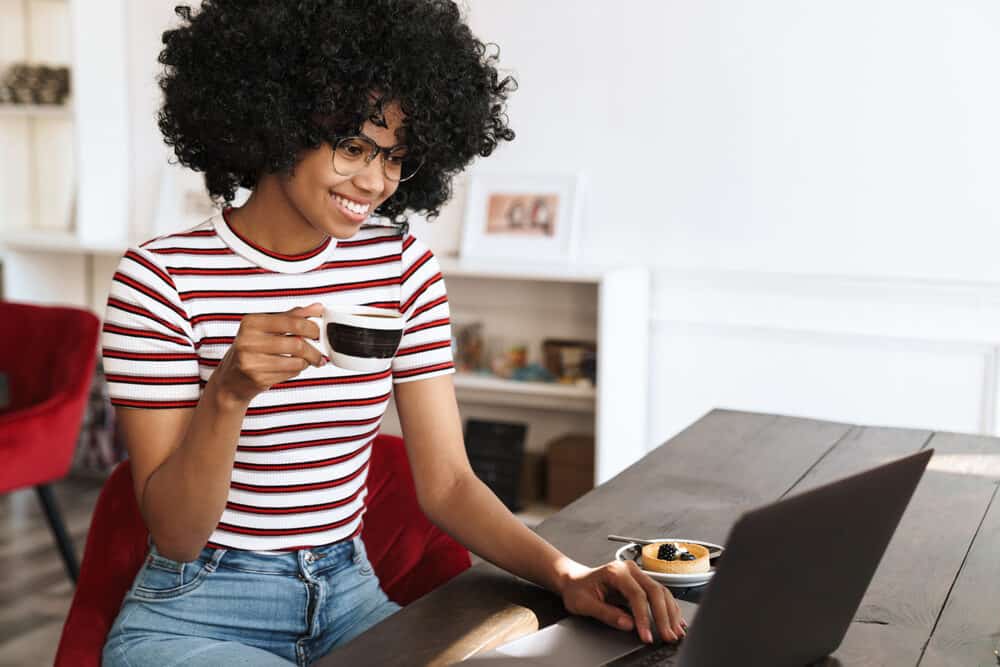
[465,449,933,667]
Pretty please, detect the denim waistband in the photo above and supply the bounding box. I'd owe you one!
[151,536,364,577]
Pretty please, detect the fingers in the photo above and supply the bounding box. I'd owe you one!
[215,305,327,401]
[606,562,687,644]
[631,565,685,642]
[297,339,326,368]
[239,331,324,367]
[237,305,324,368]
[609,563,654,644]
[267,334,325,368]
[246,312,321,339]
[574,598,635,634]
[286,303,324,318]
[642,576,675,643]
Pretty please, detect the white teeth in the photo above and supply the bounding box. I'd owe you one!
[334,195,370,217]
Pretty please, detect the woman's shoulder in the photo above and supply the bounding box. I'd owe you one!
[136,217,224,256]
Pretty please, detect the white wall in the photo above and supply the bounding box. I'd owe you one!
[115,2,1000,446]
[459,1,1000,445]
[127,0,192,239]
[465,0,1000,282]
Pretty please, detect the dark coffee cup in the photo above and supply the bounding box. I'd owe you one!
[307,305,405,371]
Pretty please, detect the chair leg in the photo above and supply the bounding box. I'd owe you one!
[34,484,79,584]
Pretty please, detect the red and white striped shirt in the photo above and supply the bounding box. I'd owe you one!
[101,212,453,551]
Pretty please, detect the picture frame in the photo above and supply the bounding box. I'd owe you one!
[460,172,583,262]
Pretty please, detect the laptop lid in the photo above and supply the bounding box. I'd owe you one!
[474,449,931,667]
[676,448,933,667]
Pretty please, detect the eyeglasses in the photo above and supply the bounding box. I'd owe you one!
[331,135,423,183]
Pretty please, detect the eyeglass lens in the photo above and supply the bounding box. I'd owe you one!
[333,136,421,182]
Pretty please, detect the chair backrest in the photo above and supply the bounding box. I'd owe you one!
[53,461,146,666]
[54,432,471,666]
[0,301,100,414]
[0,302,100,492]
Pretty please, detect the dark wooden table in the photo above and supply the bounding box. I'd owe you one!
[322,410,1000,666]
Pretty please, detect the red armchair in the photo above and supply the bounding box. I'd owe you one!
[54,432,471,666]
[0,301,101,583]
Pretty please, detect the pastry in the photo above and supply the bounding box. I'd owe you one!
[641,541,710,574]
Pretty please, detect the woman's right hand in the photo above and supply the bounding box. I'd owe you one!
[212,303,326,404]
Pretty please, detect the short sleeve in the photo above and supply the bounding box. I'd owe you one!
[101,247,202,408]
[392,234,455,384]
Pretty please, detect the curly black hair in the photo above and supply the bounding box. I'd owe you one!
[157,0,516,224]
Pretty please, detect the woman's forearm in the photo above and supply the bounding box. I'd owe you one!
[141,379,249,561]
[423,473,588,594]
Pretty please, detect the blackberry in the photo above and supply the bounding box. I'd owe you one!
[657,544,678,561]
[680,553,696,561]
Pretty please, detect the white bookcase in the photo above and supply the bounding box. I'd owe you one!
[0,0,129,308]
[381,256,651,520]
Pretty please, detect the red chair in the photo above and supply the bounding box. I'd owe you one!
[54,433,471,666]
[0,301,101,583]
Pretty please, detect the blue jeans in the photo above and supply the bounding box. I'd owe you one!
[102,536,400,666]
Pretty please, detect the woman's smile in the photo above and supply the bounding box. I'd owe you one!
[330,191,373,223]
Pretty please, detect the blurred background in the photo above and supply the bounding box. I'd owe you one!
[1,1,999,660]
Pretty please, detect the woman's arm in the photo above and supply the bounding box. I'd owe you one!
[394,375,686,644]
[120,305,325,562]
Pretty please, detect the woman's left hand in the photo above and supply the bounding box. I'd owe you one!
[558,560,687,644]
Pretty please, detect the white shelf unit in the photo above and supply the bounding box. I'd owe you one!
[0,0,129,310]
[0,103,72,119]
[3,228,125,255]
[385,257,651,495]
[453,373,596,413]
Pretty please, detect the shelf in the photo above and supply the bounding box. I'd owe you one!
[2,229,124,255]
[453,373,596,412]
[0,104,72,120]
[438,256,610,284]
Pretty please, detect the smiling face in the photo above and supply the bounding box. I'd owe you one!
[278,100,407,240]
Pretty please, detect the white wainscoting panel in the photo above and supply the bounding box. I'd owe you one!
[649,270,1000,447]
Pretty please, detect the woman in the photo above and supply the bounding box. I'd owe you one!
[101,1,685,664]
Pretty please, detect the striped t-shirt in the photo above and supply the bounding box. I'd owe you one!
[101,212,454,551]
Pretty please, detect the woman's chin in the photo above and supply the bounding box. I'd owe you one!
[313,211,361,240]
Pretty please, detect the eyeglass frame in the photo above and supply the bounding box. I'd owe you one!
[330,133,424,183]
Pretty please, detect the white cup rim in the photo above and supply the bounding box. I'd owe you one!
[322,305,404,331]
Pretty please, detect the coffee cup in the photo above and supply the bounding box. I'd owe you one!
[306,305,405,371]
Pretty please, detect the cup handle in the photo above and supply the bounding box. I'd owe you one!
[306,316,328,359]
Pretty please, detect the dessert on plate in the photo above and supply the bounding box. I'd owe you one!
[640,541,711,574]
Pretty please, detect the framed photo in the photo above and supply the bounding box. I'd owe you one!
[460,172,583,262]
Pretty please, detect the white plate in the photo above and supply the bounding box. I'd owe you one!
[614,538,724,588]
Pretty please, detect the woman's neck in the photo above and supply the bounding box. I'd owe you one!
[226,177,328,256]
